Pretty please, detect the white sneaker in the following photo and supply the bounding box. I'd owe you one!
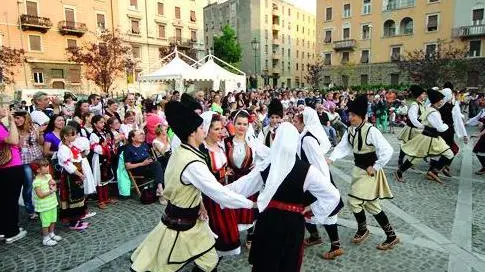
[42,239,58,246]
[50,234,62,241]
[5,230,27,244]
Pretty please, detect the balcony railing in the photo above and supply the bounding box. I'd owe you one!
[272,24,280,31]
[20,14,52,33]
[456,25,485,38]
[272,38,281,45]
[383,0,416,11]
[333,39,356,50]
[272,52,281,59]
[168,36,195,48]
[58,21,87,37]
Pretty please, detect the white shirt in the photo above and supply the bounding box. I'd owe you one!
[451,103,467,138]
[407,103,424,129]
[427,111,449,132]
[467,109,485,126]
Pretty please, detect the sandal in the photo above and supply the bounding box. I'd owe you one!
[393,171,405,183]
[69,221,89,231]
[97,203,107,209]
[322,248,344,260]
[303,236,323,247]
[442,167,452,177]
[376,237,400,250]
[425,171,443,185]
[352,229,369,244]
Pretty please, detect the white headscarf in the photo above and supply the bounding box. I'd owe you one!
[299,107,332,157]
[201,111,217,136]
[441,88,455,104]
[256,122,298,212]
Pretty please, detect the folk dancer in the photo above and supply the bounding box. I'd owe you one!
[467,99,485,175]
[258,99,283,147]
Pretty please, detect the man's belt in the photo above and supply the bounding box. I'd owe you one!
[267,200,304,214]
[354,152,377,170]
[161,202,199,231]
[422,126,439,138]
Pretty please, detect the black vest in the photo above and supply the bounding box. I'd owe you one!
[438,102,455,145]
[300,131,318,164]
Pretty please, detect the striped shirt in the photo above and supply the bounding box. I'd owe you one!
[33,174,58,213]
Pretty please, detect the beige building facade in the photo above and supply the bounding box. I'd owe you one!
[0,0,113,96]
[316,0,458,87]
[204,0,316,88]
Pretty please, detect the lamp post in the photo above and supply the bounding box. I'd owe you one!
[368,24,373,85]
[251,38,259,86]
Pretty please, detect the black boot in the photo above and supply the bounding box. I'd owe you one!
[394,160,412,182]
[398,150,405,166]
[304,223,322,247]
[352,210,369,244]
[322,224,344,260]
[373,211,399,250]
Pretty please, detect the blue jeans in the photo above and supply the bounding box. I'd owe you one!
[22,164,35,214]
[324,126,338,146]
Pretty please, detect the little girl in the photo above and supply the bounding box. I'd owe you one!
[31,159,62,246]
[152,123,170,204]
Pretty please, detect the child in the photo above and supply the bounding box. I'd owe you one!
[389,107,396,134]
[31,159,62,246]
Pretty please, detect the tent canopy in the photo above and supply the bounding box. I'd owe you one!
[139,48,197,82]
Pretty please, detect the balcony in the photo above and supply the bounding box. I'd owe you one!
[272,38,281,46]
[272,52,281,60]
[172,19,183,27]
[272,66,281,74]
[272,8,279,15]
[456,25,485,38]
[272,23,280,31]
[383,0,415,11]
[20,14,52,33]
[169,37,195,49]
[58,21,87,37]
[333,39,356,50]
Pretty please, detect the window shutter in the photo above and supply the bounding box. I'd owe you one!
[26,1,38,16]
[29,35,41,51]
[158,3,164,15]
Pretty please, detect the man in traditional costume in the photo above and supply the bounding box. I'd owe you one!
[467,99,485,175]
[328,95,399,250]
[131,101,254,272]
[227,122,340,271]
[394,89,454,184]
[397,85,427,166]
[258,99,283,147]
[170,93,203,150]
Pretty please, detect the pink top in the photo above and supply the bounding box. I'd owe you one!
[145,113,162,144]
[0,124,22,168]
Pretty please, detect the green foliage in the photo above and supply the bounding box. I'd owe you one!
[213,25,242,65]
[317,83,411,94]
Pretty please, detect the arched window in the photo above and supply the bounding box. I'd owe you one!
[383,19,396,37]
[400,17,413,35]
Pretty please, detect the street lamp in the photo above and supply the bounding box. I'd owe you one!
[251,38,259,86]
[368,24,373,84]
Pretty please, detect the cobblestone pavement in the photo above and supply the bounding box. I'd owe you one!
[1,127,485,272]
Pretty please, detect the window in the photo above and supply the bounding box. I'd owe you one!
[427,14,438,32]
[425,43,437,58]
[158,2,164,16]
[29,35,41,51]
[343,27,350,39]
[190,10,196,22]
[469,40,481,57]
[65,8,75,23]
[296,63,299,70]
[400,17,413,35]
[69,69,81,83]
[326,7,332,21]
[361,74,369,85]
[96,13,106,30]
[67,39,77,49]
[33,72,44,84]
[130,0,138,9]
[362,0,371,15]
[362,24,370,39]
[26,1,38,16]
[361,50,369,63]
[191,30,197,42]
[390,73,400,85]
[296,50,299,58]
[342,51,350,64]
[473,8,484,25]
[175,28,182,40]
[132,46,140,59]
[288,8,291,16]
[385,0,415,11]
[343,4,351,18]
[383,20,396,37]
[391,47,401,61]
[175,7,181,19]
[131,20,140,34]
[324,53,331,65]
[158,24,166,39]
[51,69,64,79]
[428,0,439,3]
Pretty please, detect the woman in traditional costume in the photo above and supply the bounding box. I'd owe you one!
[293,107,344,259]
[131,101,254,272]
[227,122,340,272]
[328,95,399,250]
[397,85,427,165]
[395,89,454,184]
[467,100,485,175]
[199,111,242,257]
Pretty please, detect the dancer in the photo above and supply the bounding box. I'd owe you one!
[293,107,344,259]
[131,101,254,272]
[328,95,399,250]
[258,99,283,147]
[397,85,427,165]
[199,111,242,256]
[394,89,454,184]
[467,98,485,175]
[227,122,340,272]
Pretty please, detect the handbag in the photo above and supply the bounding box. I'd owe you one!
[0,144,12,166]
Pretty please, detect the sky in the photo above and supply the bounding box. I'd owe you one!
[285,0,316,14]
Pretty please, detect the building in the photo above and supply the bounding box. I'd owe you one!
[204,0,316,88]
[316,0,457,88]
[0,0,112,95]
[112,0,206,92]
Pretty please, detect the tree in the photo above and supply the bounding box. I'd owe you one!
[213,25,242,66]
[158,43,198,64]
[305,60,325,90]
[397,40,469,88]
[66,30,136,94]
[0,46,25,85]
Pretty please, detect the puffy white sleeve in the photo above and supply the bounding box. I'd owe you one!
[452,104,467,138]
[181,161,254,209]
[427,111,449,132]
[226,167,264,197]
[57,145,77,174]
[303,166,340,224]
[466,109,485,126]
[367,127,393,170]
[408,104,424,129]
[89,133,104,154]
[329,131,353,162]
[302,137,330,176]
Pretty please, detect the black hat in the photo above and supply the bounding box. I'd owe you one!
[347,95,367,119]
[427,89,444,105]
[165,101,203,141]
[180,93,202,112]
[268,98,283,118]
[409,85,425,98]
